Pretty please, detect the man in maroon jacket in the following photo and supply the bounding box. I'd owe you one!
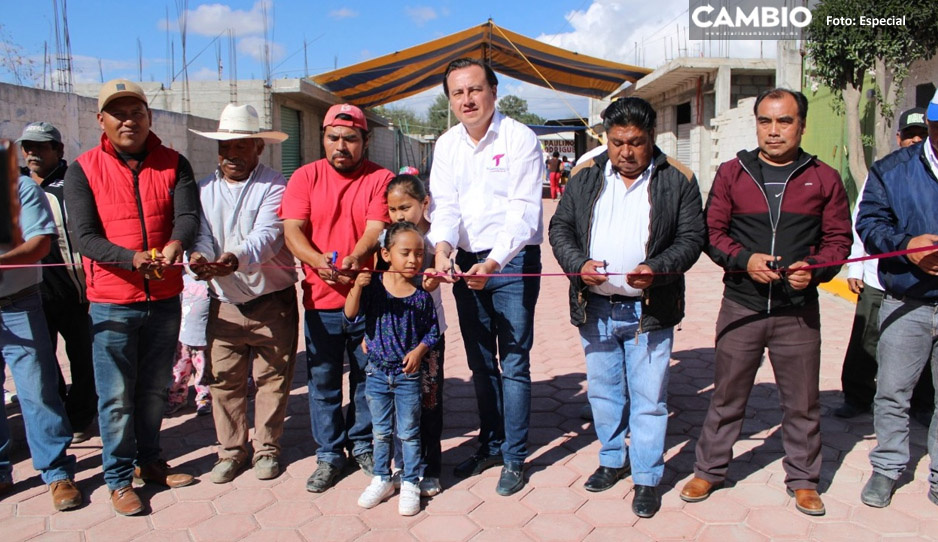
[64,79,200,516]
[680,88,851,516]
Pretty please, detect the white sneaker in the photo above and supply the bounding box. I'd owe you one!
[358,476,395,509]
[419,477,442,497]
[399,480,421,516]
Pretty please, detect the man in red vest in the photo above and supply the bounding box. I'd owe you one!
[64,79,200,516]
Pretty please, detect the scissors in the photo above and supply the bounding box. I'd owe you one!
[150,248,163,279]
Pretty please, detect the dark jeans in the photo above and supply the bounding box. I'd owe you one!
[46,297,97,430]
[453,245,540,464]
[89,297,181,490]
[304,309,371,467]
[841,283,934,411]
[694,298,822,490]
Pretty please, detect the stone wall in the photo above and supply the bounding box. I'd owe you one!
[0,82,219,177]
[707,97,758,195]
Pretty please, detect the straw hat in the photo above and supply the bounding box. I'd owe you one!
[190,104,288,143]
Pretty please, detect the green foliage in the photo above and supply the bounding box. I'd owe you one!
[805,0,938,108]
[426,93,451,134]
[497,95,546,125]
[372,105,425,134]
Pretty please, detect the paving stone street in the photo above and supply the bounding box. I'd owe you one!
[2,200,936,541]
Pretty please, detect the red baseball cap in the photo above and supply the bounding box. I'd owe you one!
[323,103,368,131]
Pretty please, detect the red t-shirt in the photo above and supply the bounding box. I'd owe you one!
[279,159,392,310]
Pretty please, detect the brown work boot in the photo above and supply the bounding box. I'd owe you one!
[788,488,825,516]
[133,460,194,488]
[110,485,144,516]
[680,477,722,503]
[49,479,82,511]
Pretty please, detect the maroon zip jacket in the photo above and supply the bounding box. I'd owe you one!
[705,148,851,313]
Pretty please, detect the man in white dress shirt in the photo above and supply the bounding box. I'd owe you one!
[429,57,544,496]
[189,104,299,484]
[549,97,705,517]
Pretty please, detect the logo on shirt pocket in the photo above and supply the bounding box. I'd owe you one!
[487,153,508,173]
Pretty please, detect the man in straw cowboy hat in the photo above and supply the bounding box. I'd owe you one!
[188,103,299,484]
[64,78,199,515]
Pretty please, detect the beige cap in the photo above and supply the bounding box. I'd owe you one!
[98,79,147,112]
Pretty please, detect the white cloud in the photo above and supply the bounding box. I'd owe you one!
[188,66,222,81]
[405,6,438,26]
[329,8,358,19]
[537,0,775,70]
[237,36,285,64]
[160,1,271,37]
[499,81,589,120]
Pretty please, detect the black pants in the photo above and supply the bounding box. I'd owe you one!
[46,298,97,430]
[840,283,934,412]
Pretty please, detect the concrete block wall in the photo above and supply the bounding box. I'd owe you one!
[730,74,775,108]
[1,83,218,177]
[707,97,758,195]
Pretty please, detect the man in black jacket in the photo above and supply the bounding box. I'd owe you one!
[549,97,706,518]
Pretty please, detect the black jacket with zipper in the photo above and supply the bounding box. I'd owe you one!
[549,148,706,330]
[704,149,852,313]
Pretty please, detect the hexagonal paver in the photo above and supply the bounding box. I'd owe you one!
[809,522,881,542]
[851,505,921,535]
[255,500,320,528]
[523,513,592,542]
[240,528,306,542]
[680,492,749,523]
[526,465,579,488]
[697,524,769,542]
[469,529,535,542]
[214,487,275,514]
[3,516,49,542]
[468,501,535,528]
[131,530,193,542]
[298,515,368,542]
[84,515,151,542]
[746,508,811,538]
[311,488,364,516]
[358,499,424,530]
[21,531,82,542]
[49,503,114,531]
[633,510,703,540]
[586,526,655,542]
[412,515,481,542]
[150,501,216,529]
[423,488,482,515]
[13,493,55,516]
[355,530,417,542]
[575,498,638,528]
[521,487,586,514]
[724,484,790,508]
[189,513,258,542]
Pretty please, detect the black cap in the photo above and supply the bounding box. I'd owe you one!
[897,108,927,131]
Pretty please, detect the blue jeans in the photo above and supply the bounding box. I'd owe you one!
[365,365,422,484]
[871,295,938,489]
[304,309,371,467]
[90,297,181,490]
[453,245,540,464]
[0,291,75,485]
[579,294,673,487]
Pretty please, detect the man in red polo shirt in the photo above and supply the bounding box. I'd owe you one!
[280,104,393,493]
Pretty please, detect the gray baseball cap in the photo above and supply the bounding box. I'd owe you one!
[16,122,62,144]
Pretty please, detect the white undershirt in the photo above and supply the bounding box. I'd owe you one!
[588,160,653,297]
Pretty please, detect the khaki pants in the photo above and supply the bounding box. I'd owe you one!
[209,287,298,462]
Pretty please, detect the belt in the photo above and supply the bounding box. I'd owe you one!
[0,284,41,309]
[590,292,641,304]
[229,286,295,312]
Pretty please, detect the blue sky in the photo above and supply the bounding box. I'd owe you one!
[0,0,760,119]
